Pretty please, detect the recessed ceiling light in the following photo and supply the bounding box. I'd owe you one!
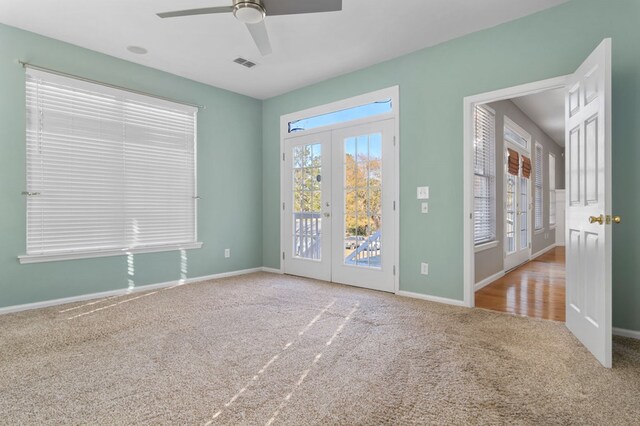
[127,46,148,55]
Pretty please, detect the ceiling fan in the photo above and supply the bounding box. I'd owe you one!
[157,0,343,56]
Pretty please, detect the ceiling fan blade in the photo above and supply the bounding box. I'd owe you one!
[263,0,342,16]
[246,22,273,56]
[157,6,233,19]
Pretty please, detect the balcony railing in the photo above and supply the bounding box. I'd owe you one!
[294,212,322,260]
[293,212,381,268]
[345,230,381,267]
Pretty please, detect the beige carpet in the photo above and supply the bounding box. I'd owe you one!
[0,273,638,425]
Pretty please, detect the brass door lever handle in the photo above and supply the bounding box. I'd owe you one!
[606,215,622,224]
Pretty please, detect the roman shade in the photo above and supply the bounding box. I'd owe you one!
[507,148,520,176]
[521,155,532,179]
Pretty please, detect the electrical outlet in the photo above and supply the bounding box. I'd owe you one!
[421,202,429,214]
[224,249,230,258]
[420,262,429,275]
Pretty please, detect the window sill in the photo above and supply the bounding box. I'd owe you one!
[475,241,499,253]
[18,242,203,264]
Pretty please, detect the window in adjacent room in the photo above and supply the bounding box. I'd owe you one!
[20,68,201,263]
[473,105,496,246]
[549,153,556,227]
[534,143,544,230]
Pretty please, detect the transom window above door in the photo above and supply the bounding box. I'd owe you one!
[504,117,530,150]
[288,99,392,133]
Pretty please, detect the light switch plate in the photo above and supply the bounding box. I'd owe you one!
[421,262,429,275]
[417,186,429,200]
[224,249,230,258]
[421,202,429,213]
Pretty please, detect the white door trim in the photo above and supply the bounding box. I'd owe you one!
[463,75,569,308]
[279,86,400,293]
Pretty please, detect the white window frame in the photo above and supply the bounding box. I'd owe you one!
[534,142,544,232]
[19,68,202,264]
[473,105,497,249]
[504,116,530,151]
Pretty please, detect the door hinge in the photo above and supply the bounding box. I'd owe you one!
[282,153,285,161]
[393,201,396,211]
[282,202,285,211]
[393,265,396,275]
[470,213,473,219]
[282,252,285,260]
[393,136,396,146]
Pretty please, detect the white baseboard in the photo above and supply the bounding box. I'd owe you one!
[531,243,557,260]
[0,267,266,316]
[613,327,640,340]
[396,290,467,307]
[261,267,283,274]
[474,270,505,292]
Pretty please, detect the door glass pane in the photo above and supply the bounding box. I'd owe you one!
[344,133,382,268]
[292,143,322,260]
[506,174,516,254]
[520,176,528,250]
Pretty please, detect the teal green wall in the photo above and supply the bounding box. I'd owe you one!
[2,0,639,332]
[262,0,640,331]
[0,24,263,307]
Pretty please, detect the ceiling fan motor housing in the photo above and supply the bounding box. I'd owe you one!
[233,0,266,24]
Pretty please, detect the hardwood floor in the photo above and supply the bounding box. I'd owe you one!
[475,247,566,321]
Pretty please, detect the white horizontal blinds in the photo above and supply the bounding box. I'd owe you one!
[534,143,544,230]
[473,105,496,245]
[549,153,556,226]
[25,69,197,256]
[123,97,196,249]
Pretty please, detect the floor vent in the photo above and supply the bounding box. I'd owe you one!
[233,57,257,68]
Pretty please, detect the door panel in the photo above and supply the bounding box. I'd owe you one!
[332,119,395,292]
[504,142,531,271]
[283,132,332,281]
[565,38,612,368]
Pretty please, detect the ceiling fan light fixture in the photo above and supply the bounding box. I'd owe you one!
[233,1,266,24]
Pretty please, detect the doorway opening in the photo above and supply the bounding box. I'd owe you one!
[471,88,566,321]
[279,87,399,293]
[463,39,614,369]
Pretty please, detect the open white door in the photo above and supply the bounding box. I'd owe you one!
[565,39,613,367]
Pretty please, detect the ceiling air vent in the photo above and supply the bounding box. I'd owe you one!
[233,57,257,68]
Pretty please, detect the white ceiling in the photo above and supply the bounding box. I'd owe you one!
[0,0,567,99]
[512,88,565,147]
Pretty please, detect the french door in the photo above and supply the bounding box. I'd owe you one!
[504,142,531,271]
[283,119,396,292]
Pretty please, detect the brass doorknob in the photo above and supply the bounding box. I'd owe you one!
[613,216,622,224]
[589,215,604,225]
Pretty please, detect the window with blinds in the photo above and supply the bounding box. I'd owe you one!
[549,153,556,226]
[473,105,496,245]
[534,143,544,230]
[20,68,200,263]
